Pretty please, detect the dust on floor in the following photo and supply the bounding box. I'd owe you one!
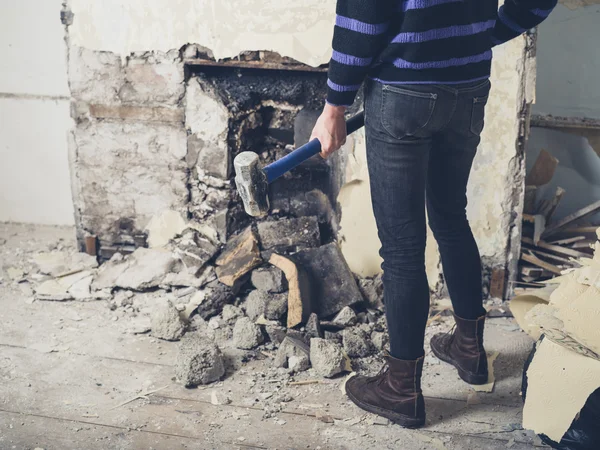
[0,223,546,450]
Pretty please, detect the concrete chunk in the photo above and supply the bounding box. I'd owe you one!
[343,328,375,358]
[293,243,363,318]
[145,210,187,248]
[358,274,384,310]
[274,336,311,372]
[233,317,264,350]
[310,338,348,378]
[333,306,357,327]
[265,293,288,322]
[151,300,187,341]
[305,313,323,339]
[251,267,286,293]
[196,280,236,320]
[257,217,320,252]
[244,290,268,321]
[116,248,179,290]
[175,333,225,387]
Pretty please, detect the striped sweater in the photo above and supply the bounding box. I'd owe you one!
[326,0,557,107]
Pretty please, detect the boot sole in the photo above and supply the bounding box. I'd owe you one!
[346,388,425,428]
[431,343,488,385]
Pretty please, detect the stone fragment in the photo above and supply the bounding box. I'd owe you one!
[35,270,94,301]
[211,391,231,405]
[251,267,286,293]
[265,293,288,322]
[92,253,129,290]
[265,325,287,345]
[116,248,179,290]
[151,300,187,341]
[33,251,98,277]
[293,243,363,318]
[274,336,311,372]
[269,254,312,328]
[305,313,323,339]
[216,227,262,287]
[310,338,348,378]
[333,306,358,327]
[288,355,311,372]
[371,331,389,352]
[196,280,236,320]
[145,210,187,248]
[222,304,243,323]
[233,317,264,350]
[324,331,342,344]
[170,229,219,273]
[68,275,94,300]
[343,328,375,358]
[34,279,72,301]
[358,274,384,310]
[244,290,268,321]
[175,333,225,387]
[6,267,24,281]
[257,217,321,252]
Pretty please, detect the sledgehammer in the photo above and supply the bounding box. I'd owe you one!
[234,111,364,217]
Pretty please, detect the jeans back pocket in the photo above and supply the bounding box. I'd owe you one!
[470,94,489,136]
[381,85,437,140]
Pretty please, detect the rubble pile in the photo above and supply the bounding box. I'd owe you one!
[14,210,388,388]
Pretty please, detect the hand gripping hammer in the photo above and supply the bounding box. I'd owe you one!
[234,111,365,217]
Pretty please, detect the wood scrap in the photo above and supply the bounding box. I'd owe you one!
[548,236,586,246]
[526,149,559,187]
[522,237,592,260]
[541,187,566,222]
[521,252,563,275]
[572,240,594,249]
[543,199,600,238]
[269,253,312,328]
[533,215,546,245]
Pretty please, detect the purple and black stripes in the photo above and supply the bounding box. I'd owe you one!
[332,50,373,67]
[327,79,362,93]
[391,20,495,44]
[392,50,492,70]
[398,0,463,13]
[326,0,556,107]
[335,15,389,35]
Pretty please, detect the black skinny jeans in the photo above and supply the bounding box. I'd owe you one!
[364,78,490,361]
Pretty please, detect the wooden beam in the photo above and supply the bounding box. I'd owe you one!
[530,114,600,131]
[548,236,586,246]
[522,237,592,259]
[542,200,600,238]
[521,252,563,275]
[533,214,546,245]
[540,187,566,223]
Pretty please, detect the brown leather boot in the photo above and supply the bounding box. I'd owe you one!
[430,313,488,385]
[345,354,425,428]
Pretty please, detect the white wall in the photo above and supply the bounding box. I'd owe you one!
[0,0,74,225]
[534,3,600,119]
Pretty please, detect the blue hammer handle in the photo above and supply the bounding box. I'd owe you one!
[263,111,365,183]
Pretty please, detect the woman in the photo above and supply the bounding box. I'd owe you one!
[310,0,556,427]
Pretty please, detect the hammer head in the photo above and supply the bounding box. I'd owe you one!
[234,151,269,217]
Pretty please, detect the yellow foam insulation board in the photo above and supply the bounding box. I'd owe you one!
[509,294,548,340]
[523,338,600,442]
[557,285,600,356]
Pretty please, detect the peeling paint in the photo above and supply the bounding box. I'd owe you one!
[67,0,336,67]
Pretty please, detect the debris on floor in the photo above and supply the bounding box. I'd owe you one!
[511,227,600,443]
[518,149,598,291]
